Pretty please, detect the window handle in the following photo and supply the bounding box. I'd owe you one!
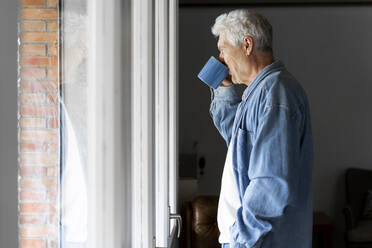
[169,213,182,238]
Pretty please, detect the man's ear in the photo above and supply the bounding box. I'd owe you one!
[243,36,253,56]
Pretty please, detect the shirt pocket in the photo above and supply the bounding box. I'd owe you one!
[236,127,254,174]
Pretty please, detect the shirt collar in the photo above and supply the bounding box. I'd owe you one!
[241,59,285,101]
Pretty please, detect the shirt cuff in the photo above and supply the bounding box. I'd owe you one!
[210,85,240,101]
[230,221,264,248]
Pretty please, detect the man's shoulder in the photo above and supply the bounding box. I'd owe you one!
[263,69,306,99]
[258,69,309,118]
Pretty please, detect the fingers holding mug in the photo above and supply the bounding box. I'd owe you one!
[221,74,233,87]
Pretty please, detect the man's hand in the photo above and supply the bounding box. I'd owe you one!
[217,57,233,87]
[221,74,233,87]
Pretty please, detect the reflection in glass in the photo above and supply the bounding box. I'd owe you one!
[60,0,88,247]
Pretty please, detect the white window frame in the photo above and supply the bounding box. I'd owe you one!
[155,0,179,247]
[86,0,130,247]
[155,0,170,246]
[85,0,178,247]
[168,0,179,245]
[132,0,155,247]
[133,0,179,247]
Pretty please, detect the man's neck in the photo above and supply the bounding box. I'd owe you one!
[241,53,274,87]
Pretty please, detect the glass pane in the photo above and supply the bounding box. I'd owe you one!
[60,0,88,247]
[18,0,130,247]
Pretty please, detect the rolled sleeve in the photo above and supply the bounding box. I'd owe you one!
[209,85,240,146]
[210,85,240,101]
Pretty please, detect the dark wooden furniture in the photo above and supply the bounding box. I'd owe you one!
[181,196,337,248]
[343,168,372,248]
[180,195,220,248]
[313,211,333,248]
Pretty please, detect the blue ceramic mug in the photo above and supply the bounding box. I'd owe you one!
[197,56,229,89]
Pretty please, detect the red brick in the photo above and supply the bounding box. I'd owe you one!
[21,32,58,43]
[19,93,46,104]
[50,56,58,66]
[47,68,58,80]
[46,166,57,176]
[20,56,57,66]
[21,20,46,31]
[20,80,58,92]
[20,105,58,116]
[48,118,59,128]
[47,20,58,31]
[48,214,58,225]
[20,153,59,165]
[19,117,46,128]
[47,93,58,104]
[20,189,46,201]
[19,225,56,237]
[20,142,46,152]
[19,166,47,177]
[48,43,58,55]
[20,142,47,152]
[21,0,46,6]
[21,9,58,19]
[19,2,60,243]
[21,56,48,66]
[48,143,58,153]
[20,68,47,79]
[48,0,58,7]
[20,130,58,142]
[20,178,57,189]
[20,215,45,225]
[48,191,57,201]
[20,203,56,213]
[20,44,46,55]
[20,239,46,248]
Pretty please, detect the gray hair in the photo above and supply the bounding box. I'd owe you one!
[211,9,273,54]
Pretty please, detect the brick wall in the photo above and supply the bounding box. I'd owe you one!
[18,0,60,248]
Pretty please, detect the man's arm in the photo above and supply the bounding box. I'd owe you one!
[230,103,302,247]
[209,84,240,147]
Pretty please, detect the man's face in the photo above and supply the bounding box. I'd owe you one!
[217,30,247,84]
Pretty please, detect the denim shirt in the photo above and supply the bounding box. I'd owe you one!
[209,60,313,248]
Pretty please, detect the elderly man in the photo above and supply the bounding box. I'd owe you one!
[209,9,313,248]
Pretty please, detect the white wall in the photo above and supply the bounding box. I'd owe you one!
[179,6,372,247]
[0,0,18,247]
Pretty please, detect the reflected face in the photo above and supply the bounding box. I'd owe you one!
[217,30,247,84]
